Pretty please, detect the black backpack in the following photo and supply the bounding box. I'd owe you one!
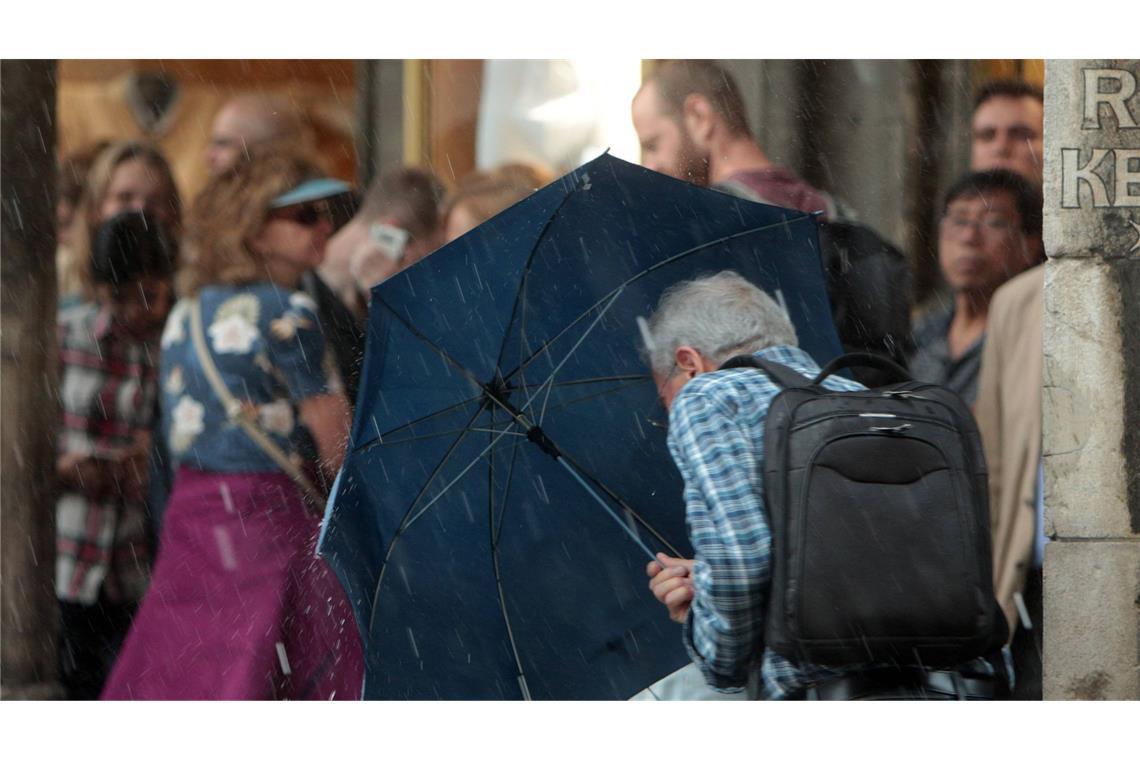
[720,352,1008,669]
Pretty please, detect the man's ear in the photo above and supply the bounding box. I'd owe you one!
[675,345,712,377]
[682,94,716,146]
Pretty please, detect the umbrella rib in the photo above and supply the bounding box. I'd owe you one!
[518,287,625,422]
[366,401,489,637]
[490,406,523,548]
[374,296,487,391]
[354,402,493,454]
[511,374,649,390]
[491,531,533,701]
[505,215,814,385]
[377,424,525,448]
[528,379,652,420]
[357,392,486,451]
[469,427,527,437]
[538,378,554,426]
[510,375,654,433]
[399,421,521,534]
[493,177,581,372]
[486,421,533,700]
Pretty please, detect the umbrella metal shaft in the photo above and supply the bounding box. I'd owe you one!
[557,458,662,565]
[481,385,664,567]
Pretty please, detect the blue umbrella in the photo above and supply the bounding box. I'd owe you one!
[317,153,843,699]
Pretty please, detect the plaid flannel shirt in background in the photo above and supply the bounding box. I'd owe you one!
[666,345,863,699]
[56,303,158,605]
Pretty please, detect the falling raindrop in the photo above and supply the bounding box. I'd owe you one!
[219,482,235,514]
[276,642,292,676]
[213,525,238,571]
[406,627,420,660]
[532,474,550,504]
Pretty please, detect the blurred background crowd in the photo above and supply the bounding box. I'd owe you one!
[43,58,1049,700]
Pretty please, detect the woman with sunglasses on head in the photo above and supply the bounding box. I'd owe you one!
[102,149,363,700]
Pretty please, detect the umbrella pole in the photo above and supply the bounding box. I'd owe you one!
[556,458,664,569]
[479,385,669,570]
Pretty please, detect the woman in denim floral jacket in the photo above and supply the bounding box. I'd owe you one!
[103,150,363,700]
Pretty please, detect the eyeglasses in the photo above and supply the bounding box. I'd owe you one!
[645,363,679,432]
[942,214,1017,236]
[269,202,330,228]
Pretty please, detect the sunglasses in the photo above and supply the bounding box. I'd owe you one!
[269,202,330,228]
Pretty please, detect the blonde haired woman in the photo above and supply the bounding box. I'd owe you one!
[103,150,362,700]
[57,141,182,309]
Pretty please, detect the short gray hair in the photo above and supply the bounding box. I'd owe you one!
[642,270,798,375]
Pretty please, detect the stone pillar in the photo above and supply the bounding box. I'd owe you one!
[1042,59,1140,700]
[355,60,406,188]
[0,60,62,699]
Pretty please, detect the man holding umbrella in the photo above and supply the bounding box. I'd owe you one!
[643,271,1006,699]
[643,271,862,698]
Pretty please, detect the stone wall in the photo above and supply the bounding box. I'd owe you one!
[1042,59,1140,700]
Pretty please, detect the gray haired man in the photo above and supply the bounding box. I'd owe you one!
[642,270,863,698]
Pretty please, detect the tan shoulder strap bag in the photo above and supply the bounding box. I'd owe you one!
[188,298,325,510]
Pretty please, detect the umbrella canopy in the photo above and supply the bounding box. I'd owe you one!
[318,153,844,699]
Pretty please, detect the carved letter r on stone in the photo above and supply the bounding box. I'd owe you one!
[1083,69,1140,130]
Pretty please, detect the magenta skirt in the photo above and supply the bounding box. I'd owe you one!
[102,468,363,700]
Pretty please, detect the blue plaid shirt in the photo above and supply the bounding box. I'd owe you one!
[666,345,863,698]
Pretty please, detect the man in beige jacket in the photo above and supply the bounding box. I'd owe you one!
[975,266,1044,697]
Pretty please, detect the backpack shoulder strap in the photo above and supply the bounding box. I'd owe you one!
[720,354,813,388]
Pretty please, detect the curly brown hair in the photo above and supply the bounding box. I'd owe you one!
[179,149,324,296]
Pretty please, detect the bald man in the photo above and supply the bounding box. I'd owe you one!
[205,94,307,177]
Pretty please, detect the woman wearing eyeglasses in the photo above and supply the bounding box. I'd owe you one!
[102,150,363,700]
